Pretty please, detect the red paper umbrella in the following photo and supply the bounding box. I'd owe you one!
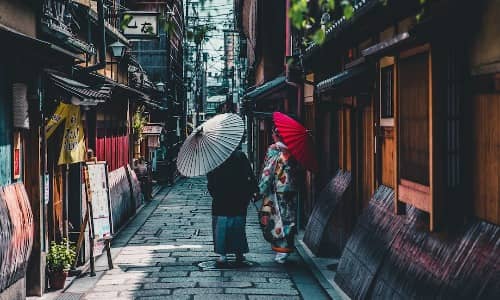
[273,112,319,172]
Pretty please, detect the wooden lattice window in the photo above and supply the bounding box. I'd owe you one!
[380,57,395,126]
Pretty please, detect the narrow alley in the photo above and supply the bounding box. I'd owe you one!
[61,178,330,300]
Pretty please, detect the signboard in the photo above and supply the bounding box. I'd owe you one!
[13,132,21,179]
[86,162,112,240]
[147,135,160,148]
[122,11,159,38]
[44,174,50,205]
[142,124,163,135]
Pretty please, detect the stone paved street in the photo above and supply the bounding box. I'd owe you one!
[64,178,329,300]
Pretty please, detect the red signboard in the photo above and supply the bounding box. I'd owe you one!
[13,132,21,179]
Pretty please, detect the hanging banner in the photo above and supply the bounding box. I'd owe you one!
[46,102,70,138]
[58,105,86,165]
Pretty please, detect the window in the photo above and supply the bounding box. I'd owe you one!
[380,66,394,118]
[379,57,395,126]
[398,52,430,186]
[395,45,434,230]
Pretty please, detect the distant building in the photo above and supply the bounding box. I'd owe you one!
[205,95,226,117]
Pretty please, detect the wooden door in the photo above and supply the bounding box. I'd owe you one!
[396,47,434,229]
[377,57,396,189]
[378,127,396,188]
[337,106,353,172]
[472,94,500,225]
[359,104,375,209]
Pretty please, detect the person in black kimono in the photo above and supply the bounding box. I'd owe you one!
[207,149,257,266]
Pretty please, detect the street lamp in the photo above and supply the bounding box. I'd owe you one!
[155,82,166,92]
[109,41,127,59]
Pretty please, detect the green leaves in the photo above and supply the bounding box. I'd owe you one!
[312,27,326,45]
[289,0,309,29]
[186,25,214,45]
[341,0,354,20]
[288,0,358,46]
[47,239,76,272]
[133,105,148,142]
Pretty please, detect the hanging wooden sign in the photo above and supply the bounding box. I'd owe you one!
[13,131,21,180]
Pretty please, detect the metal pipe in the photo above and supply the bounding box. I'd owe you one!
[64,164,69,242]
[286,80,303,119]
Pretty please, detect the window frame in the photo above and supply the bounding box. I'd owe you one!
[379,57,396,127]
[394,44,435,231]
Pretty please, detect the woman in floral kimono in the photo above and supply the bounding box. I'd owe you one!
[258,128,299,264]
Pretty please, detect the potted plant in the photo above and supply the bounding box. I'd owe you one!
[47,238,76,290]
[132,105,148,158]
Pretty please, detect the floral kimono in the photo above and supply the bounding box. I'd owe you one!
[258,143,299,253]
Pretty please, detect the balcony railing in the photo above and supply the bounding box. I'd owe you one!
[41,0,96,54]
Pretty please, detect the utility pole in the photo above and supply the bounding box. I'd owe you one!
[184,0,190,134]
[195,39,201,125]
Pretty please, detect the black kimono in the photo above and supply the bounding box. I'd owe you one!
[207,150,257,255]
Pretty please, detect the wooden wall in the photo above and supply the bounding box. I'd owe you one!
[380,127,395,188]
[472,94,500,225]
[359,105,374,209]
[0,67,12,187]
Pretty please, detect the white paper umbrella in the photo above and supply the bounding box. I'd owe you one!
[177,113,244,177]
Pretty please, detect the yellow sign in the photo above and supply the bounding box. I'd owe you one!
[46,102,70,139]
[58,105,86,165]
[45,102,87,165]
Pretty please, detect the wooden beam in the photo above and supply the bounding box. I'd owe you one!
[25,90,44,296]
[429,48,435,231]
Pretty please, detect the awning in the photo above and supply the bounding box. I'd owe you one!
[317,63,372,94]
[74,71,167,110]
[47,72,110,105]
[362,32,412,58]
[244,76,287,100]
[0,24,80,62]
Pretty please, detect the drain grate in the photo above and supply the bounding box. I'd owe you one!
[56,292,84,300]
[198,259,258,270]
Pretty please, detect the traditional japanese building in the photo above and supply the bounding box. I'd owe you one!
[238,0,499,298]
[236,0,304,172]
[1,0,161,297]
[124,0,186,184]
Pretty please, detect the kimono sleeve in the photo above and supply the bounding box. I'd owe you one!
[258,149,278,196]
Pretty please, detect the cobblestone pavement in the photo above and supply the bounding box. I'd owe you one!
[69,178,329,300]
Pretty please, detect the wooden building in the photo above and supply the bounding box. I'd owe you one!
[125,0,186,184]
[238,0,499,297]
[0,1,79,297]
[237,0,304,173]
[1,0,160,297]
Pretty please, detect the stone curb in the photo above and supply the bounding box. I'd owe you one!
[294,234,350,300]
